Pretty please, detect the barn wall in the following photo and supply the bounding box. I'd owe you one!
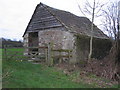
[23,33,29,55]
[38,28,73,49]
[38,28,76,63]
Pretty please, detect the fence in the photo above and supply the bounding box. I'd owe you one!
[28,43,73,65]
[2,46,29,61]
[2,44,73,65]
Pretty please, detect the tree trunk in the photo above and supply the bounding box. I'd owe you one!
[88,0,95,60]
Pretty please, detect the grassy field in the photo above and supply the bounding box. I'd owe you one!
[2,48,28,61]
[3,60,95,88]
[2,48,119,88]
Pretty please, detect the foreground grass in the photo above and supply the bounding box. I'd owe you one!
[3,60,93,88]
[2,48,119,88]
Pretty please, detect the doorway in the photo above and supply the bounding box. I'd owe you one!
[28,32,38,47]
[28,32,39,55]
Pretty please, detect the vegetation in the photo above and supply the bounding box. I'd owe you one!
[3,60,93,88]
[3,60,119,88]
[101,1,120,81]
[2,48,119,88]
[77,0,120,81]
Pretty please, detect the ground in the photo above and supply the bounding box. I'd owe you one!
[3,60,92,88]
[2,48,119,88]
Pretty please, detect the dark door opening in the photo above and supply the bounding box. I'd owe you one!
[29,32,38,47]
[28,32,39,54]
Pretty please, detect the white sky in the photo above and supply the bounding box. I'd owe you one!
[0,0,118,40]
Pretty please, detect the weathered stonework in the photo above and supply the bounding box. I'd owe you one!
[38,28,76,62]
[23,33,29,55]
[38,29,74,49]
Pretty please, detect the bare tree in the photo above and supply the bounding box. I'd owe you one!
[102,1,119,40]
[77,0,120,80]
[102,1,120,80]
[102,1,120,56]
[77,0,105,60]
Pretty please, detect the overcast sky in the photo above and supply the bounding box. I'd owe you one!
[0,0,118,40]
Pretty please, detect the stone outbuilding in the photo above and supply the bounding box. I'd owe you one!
[23,3,112,64]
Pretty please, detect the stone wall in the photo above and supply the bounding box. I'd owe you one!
[38,28,76,62]
[23,33,29,55]
[38,28,74,49]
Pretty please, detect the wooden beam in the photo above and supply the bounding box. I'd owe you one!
[51,55,72,58]
[52,49,72,52]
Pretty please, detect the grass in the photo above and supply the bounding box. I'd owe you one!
[2,48,119,88]
[2,48,28,61]
[3,60,92,88]
[2,48,24,55]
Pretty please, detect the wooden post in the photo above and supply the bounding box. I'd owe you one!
[4,45,7,60]
[47,42,54,66]
[68,50,70,61]
[50,42,54,66]
[51,47,54,65]
[45,48,48,63]
[59,51,62,63]
[47,43,50,65]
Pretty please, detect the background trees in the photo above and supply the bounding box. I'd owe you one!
[102,1,120,80]
[102,1,119,40]
[0,38,23,48]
